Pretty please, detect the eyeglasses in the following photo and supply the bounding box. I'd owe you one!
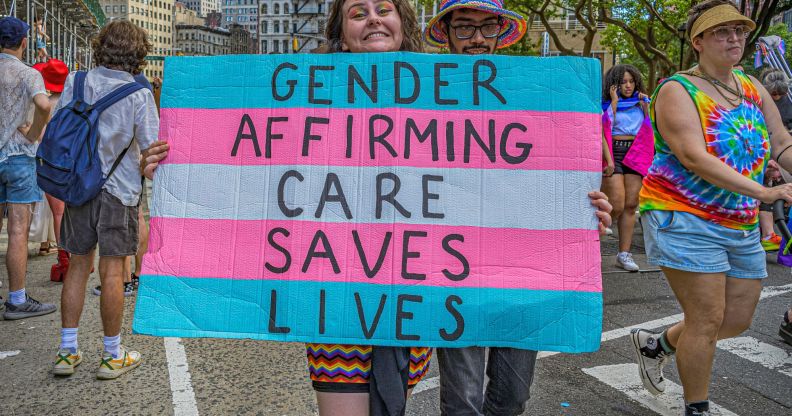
[707,25,751,41]
[450,23,502,40]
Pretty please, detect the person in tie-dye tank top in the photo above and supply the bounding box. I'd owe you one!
[628,2,792,415]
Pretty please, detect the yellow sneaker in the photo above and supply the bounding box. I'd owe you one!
[53,349,82,376]
[96,347,141,380]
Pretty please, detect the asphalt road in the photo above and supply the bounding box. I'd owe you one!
[1,221,790,416]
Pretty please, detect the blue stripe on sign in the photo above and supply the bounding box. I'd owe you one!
[150,164,601,230]
[132,275,602,351]
[161,53,601,113]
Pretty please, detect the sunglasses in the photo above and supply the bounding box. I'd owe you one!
[450,19,503,40]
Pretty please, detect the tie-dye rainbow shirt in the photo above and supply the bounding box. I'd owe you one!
[639,70,769,230]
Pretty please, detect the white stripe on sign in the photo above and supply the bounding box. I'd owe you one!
[418,283,792,394]
[718,337,792,377]
[582,363,739,416]
[164,337,199,416]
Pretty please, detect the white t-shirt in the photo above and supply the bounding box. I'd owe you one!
[54,67,159,206]
[0,53,47,161]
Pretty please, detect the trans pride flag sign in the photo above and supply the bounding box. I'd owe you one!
[132,53,603,352]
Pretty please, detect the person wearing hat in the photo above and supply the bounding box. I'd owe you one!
[0,16,57,320]
[630,1,792,414]
[424,2,612,415]
[32,59,72,283]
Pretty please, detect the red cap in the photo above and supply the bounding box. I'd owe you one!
[34,59,68,93]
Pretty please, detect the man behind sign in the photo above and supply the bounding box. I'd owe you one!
[423,1,612,415]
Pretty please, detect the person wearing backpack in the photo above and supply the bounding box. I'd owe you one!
[49,20,159,380]
[0,16,57,320]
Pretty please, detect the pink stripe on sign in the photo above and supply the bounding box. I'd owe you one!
[142,217,602,292]
[158,108,602,172]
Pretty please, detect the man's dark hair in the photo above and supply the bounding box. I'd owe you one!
[1,37,24,50]
[92,20,151,75]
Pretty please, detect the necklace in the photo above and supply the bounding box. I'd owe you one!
[685,68,744,107]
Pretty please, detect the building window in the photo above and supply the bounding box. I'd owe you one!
[283,39,288,53]
[284,3,289,14]
[262,40,267,53]
[274,40,279,53]
[262,21,267,33]
[274,21,279,33]
[274,3,279,14]
[262,4,267,14]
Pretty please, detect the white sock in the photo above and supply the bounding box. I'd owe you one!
[103,334,121,358]
[60,328,79,353]
[9,288,26,305]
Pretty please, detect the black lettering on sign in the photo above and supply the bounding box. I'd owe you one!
[348,65,378,104]
[473,59,506,105]
[440,295,464,341]
[315,173,353,220]
[230,114,260,157]
[500,123,532,164]
[375,173,411,219]
[355,292,387,339]
[434,63,459,105]
[421,175,444,219]
[268,290,291,333]
[266,116,288,158]
[277,170,304,218]
[265,227,291,274]
[446,121,455,161]
[302,117,330,157]
[319,289,326,335]
[401,231,427,280]
[302,230,341,274]
[396,294,422,341]
[345,114,354,159]
[464,119,496,163]
[369,114,397,159]
[308,65,334,105]
[394,61,420,104]
[272,62,297,101]
[352,230,392,278]
[404,118,439,161]
[442,234,469,281]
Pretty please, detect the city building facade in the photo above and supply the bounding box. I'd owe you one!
[259,0,330,54]
[99,0,176,79]
[221,0,258,38]
[183,0,220,16]
[176,24,230,55]
[175,1,206,25]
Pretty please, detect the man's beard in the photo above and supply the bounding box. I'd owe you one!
[462,43,493,54]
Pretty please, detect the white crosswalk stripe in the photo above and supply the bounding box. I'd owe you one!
[718,336,792,378]
[582,363,739,416]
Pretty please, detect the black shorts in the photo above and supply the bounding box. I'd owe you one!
[61,190,139,257]
[612,139,642,176]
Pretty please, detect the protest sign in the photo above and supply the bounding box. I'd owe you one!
[132,53,604,352]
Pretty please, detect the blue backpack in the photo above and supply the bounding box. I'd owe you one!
[36,71,144,206]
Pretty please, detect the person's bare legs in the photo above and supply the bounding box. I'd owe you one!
[5,203,33,292]
[316,392,368,416]
[659,270,761,402]
[135,210,149,276]
[61,251,96,328]
[99,256,126,336]
[664,277,762,345]
[619,174,643,252]
[45,193,64,244]
[122,257,132,284]
[601,174,625,223]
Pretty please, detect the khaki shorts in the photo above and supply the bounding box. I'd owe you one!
[61,190,139,257]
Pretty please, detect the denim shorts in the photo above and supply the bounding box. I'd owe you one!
[0,155,43,204]
[643,210,766,279]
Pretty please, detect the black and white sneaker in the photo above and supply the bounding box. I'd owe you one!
[685,403,710,416]
[780,319,792,346]
[630,328,671,395]
[92,283,135,297]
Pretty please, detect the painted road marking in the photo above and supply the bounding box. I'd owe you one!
[582,363,739,416]
[164,337,199,416]
[0,350,20,359]
[718,337,792,378]
[417,283,792,393]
